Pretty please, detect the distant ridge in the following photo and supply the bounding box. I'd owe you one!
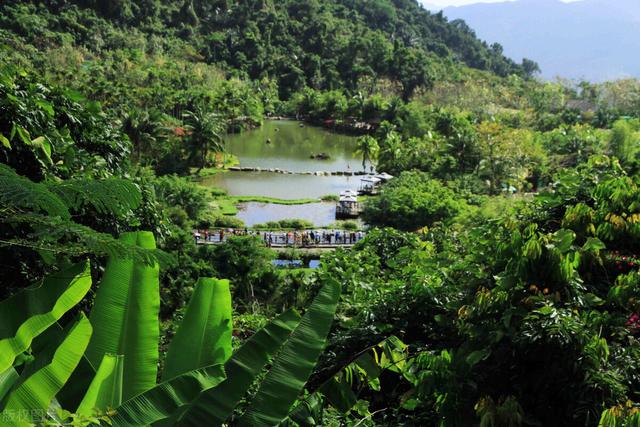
[431,0,640,81]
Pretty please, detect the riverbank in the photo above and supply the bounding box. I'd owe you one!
[211,194,322,216]
[189,154,240,178]
[266,115,376,136]
[227,166,369,176]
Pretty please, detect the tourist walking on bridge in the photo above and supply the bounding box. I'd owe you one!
[193,227,366,248]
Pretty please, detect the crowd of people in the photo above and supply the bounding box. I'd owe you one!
[193,228,366,247]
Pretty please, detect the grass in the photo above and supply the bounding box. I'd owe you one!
[276,268,314,277]
[191,167,228,177]
[212,197,239,215]
[189,154,240,177]
[230,196,319,205]
[209,195,321,216]
[320,194,339,202]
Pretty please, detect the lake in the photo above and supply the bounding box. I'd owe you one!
[199,120,370,225]
[202,172,361,200]
[225,119,365,172]
[235,202,337,227]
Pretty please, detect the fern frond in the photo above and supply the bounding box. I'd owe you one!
[1,213,172,266]
[0,163,70,219]
[48,178,143,217]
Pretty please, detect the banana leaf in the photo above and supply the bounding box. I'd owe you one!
[283,393,325,427]
[177,309,302,427]
[31,322,98,411]
[237,279,341,427]
[162,278,232,381]
[0,368,18,402]
[320,376,358,414]
[86,231,160,400]
[76,354,123,416]
[2,314,92,414]
[109,363,226,427]
[0,261,92,373]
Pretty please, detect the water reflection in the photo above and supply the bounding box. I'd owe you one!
[203,172,359,200]
[226,120,369,172]
[235,202,336,227]
[271,259,322,269]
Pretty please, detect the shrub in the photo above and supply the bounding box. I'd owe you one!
[362,171,463,231]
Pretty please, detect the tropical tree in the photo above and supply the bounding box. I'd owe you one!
[122,109,164,165]
[609,119,637,168]
[355,135,380,172]
[362,170,463,231]
[183,107,226,173]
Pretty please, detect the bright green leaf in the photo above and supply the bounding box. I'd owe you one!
[3,314,92,413]
[0,262,92,373]
[237,279,341,427]
[35,99,55,117]
[178,309,301,427]
[162,278,232,381]
[76,354,124,417]
[109,364,226,427]
[87,231,160,400]
[0,134,10,149]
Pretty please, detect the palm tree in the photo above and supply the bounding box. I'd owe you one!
[183,106,226,174]
[122,109,164,165]
[355,135,380,172]
[351,91,367,120]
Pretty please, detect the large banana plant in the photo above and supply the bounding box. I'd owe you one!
[86,231,161,401]
[0,231,343,426]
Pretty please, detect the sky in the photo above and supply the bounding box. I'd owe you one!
[421,0,581,8]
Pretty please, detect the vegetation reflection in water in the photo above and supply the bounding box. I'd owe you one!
[203,172,360,200]
[224,120,365,172]
[235,202,337,227]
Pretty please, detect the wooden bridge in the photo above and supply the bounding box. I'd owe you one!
[194,229,365,249]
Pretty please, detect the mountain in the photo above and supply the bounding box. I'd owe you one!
[431,0,640,82]
[0,0,536,100]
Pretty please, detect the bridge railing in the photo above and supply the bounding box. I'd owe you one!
[193,229,366,247]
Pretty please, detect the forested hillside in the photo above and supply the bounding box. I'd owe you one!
[2,0,640,426]
[0,0,536,99]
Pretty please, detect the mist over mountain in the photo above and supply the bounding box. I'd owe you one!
[427,0,640,82]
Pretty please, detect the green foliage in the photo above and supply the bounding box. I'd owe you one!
[363,170,464,231]
[355,135,379,172]
[76,354,124,417]
[610,119,638,168]
[0,261,91,375]
[154,174,209,220]
[0,231,343,427]
[207,236,276,301]
[3,315,92,414]
[86,231,160,400]
[238,279,341,426]
[183,106,226,173]
[162,278,232,381]
[178,310,301,426]
[599,402,640,427]
[2,1,640,426]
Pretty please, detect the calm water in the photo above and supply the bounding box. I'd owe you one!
[199,120,369,225]
[235,202,337,226]
[203,172,360,199]
[225,120,367,172]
